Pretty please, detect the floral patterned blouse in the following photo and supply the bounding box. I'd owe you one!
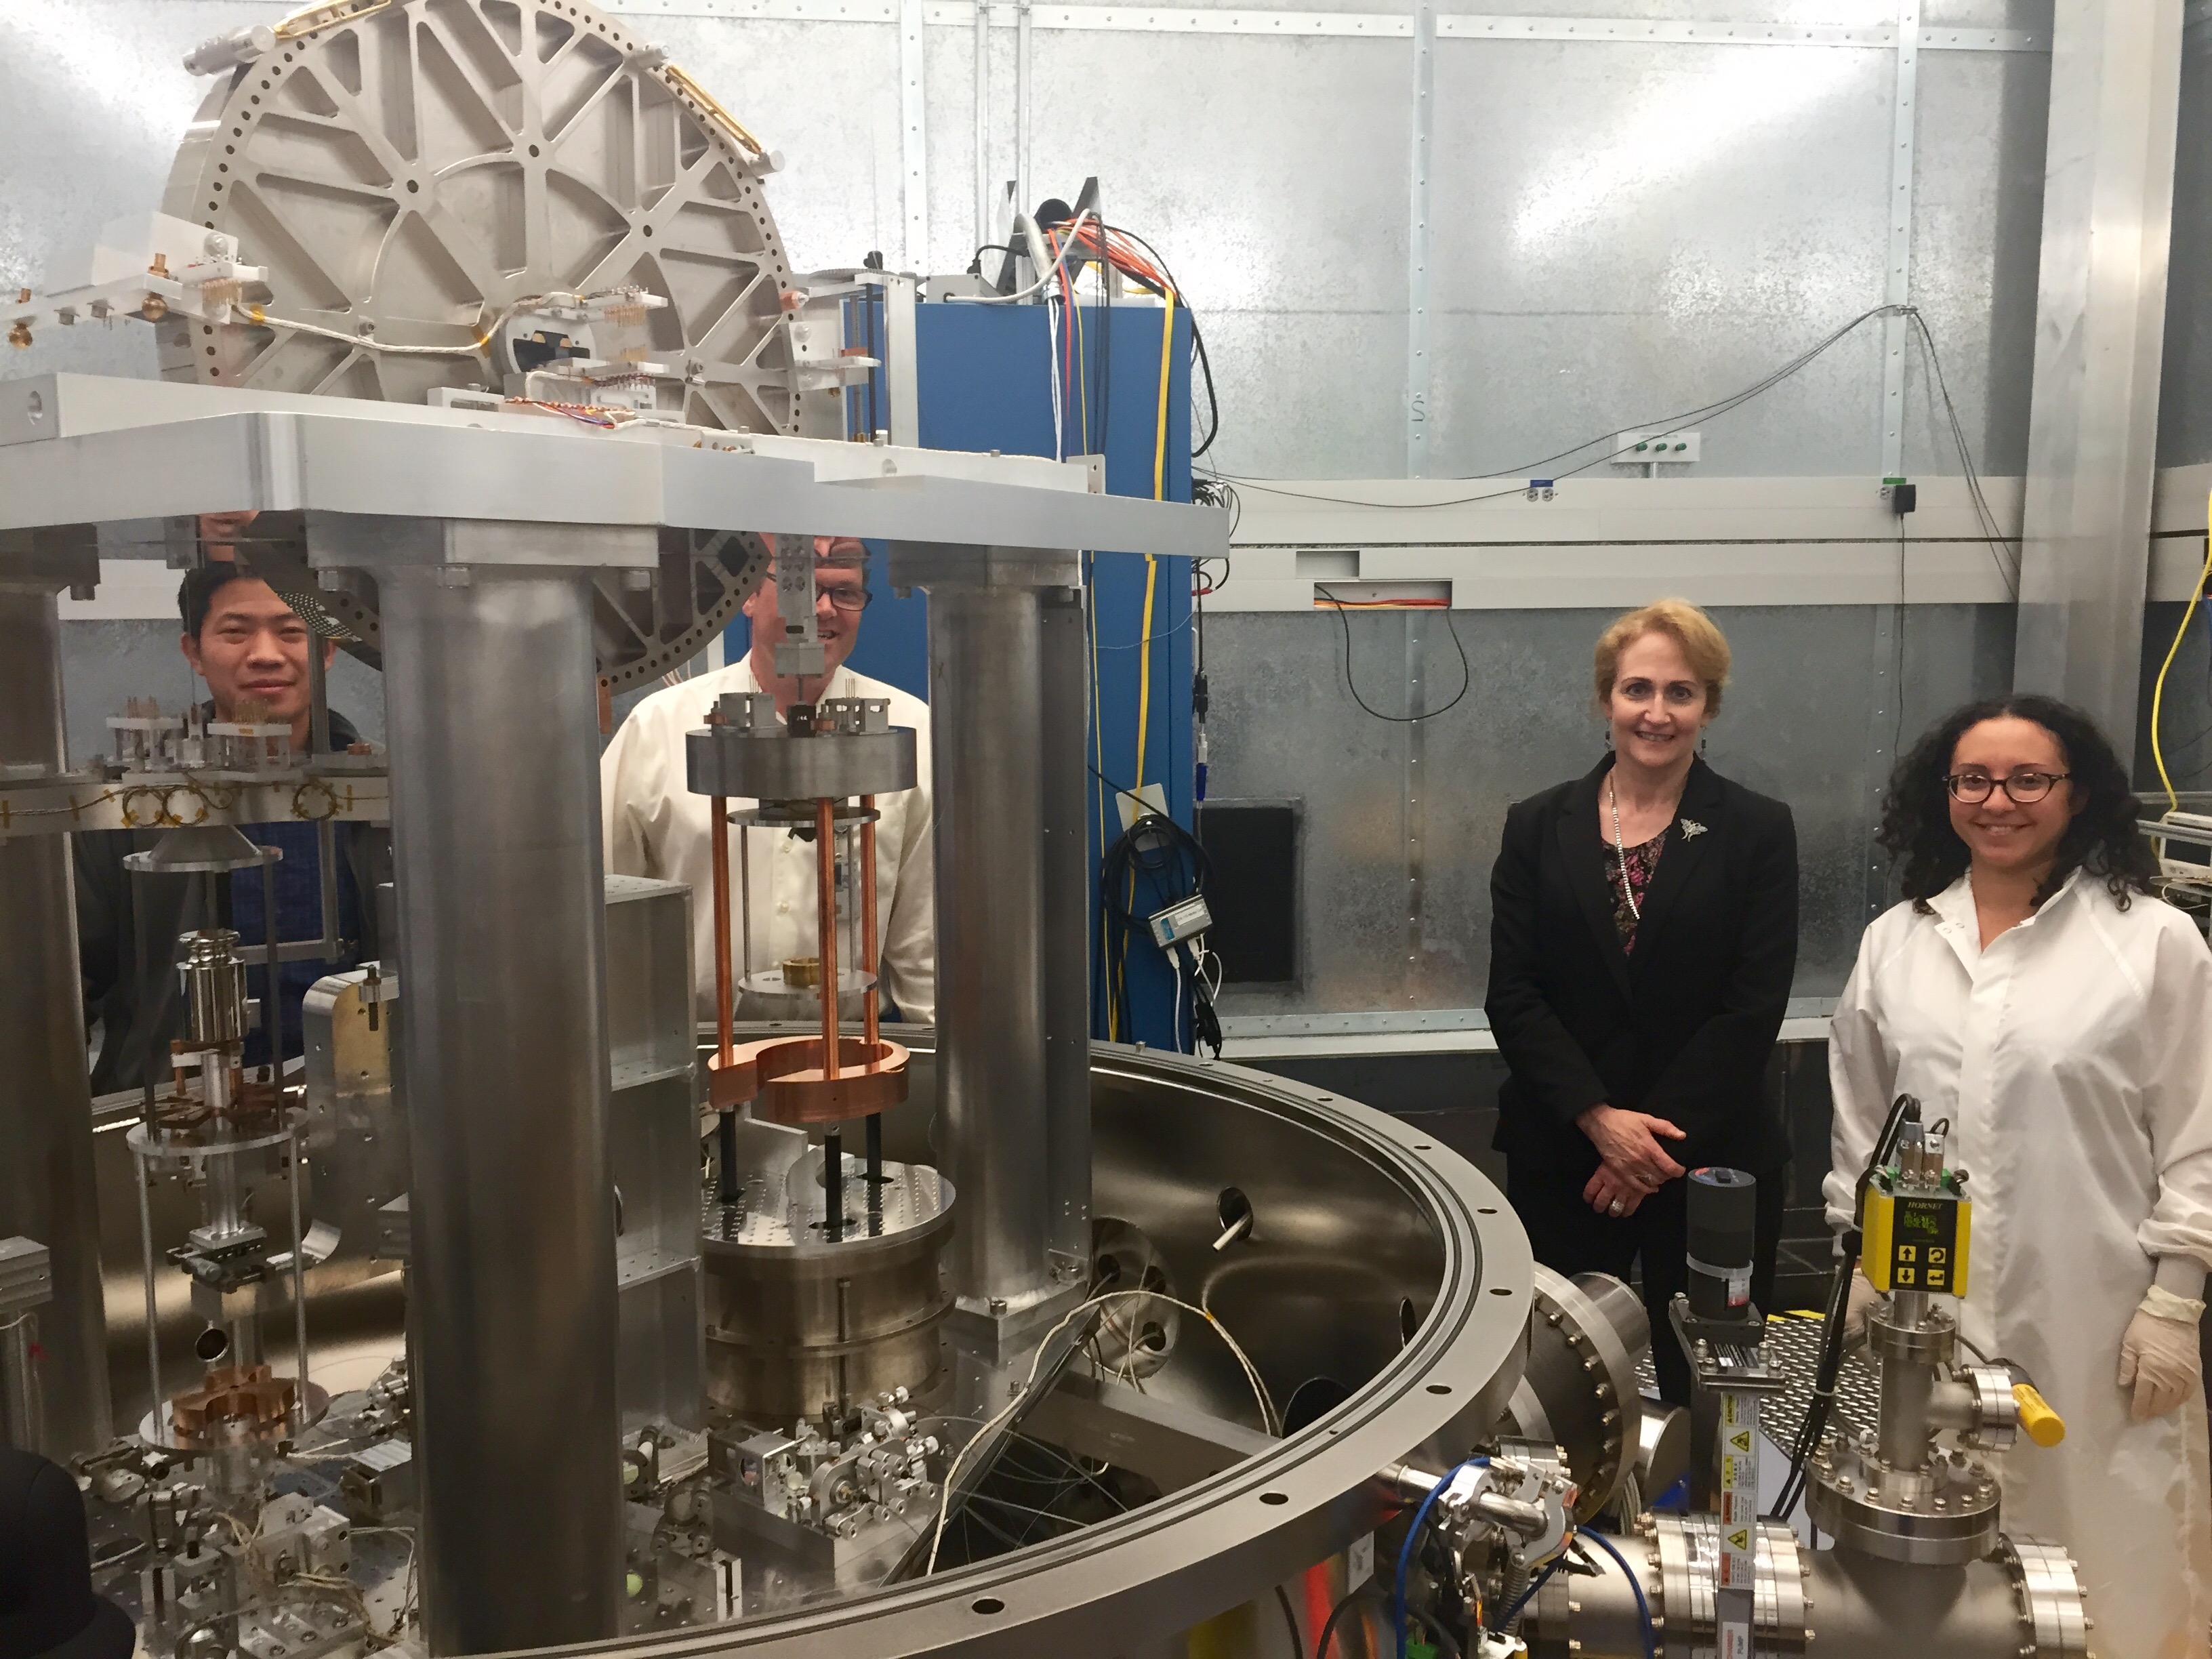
[1606,827,1668,954]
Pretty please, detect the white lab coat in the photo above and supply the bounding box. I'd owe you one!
[1826,870,2212,1659]
[600,660,935,1026]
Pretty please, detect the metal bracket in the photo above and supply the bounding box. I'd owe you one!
[773,533,827,680]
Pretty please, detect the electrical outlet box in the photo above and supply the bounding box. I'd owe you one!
[1606,430,1700,466]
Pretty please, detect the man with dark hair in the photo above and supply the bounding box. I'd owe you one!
[73,550,380,1092]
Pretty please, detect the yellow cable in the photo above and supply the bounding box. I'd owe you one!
[1119,290,1176,1040]
[1134,556,1159,791]
[2149,496,2212,815]
[1073,285,1089,455]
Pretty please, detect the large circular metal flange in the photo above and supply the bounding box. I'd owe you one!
[581,1040,1534,1658]
[1507,1269,1645,1522]
[1804,1440,2001,1566]
[1645,1515,1809,1657]
[2003,1537,2094,1658]
[159,0,802,435]
[686,725,918,800]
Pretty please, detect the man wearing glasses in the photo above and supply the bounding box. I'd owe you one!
[599,536,935,1027]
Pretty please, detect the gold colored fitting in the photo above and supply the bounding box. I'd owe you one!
[275,0,396,40]
[6,320,30,350]
[662,62,766,157]
[149,252,169,278]
[782,956,821,989]
[140,293,169,322]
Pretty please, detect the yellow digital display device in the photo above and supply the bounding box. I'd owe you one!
[1860,1172,1971,1295]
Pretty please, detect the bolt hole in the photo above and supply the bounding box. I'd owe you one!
[1259,1492,1288,1506]
[1140,1265,1168,1294]
[1427,1383,1451,1395]
[407,180,419,193]
[1477,1207,1497,1215]
[1139,1322,1167,1353]
[1399,1297,1420,1345]
[1095,1252,1122,1287]
[1490,1288,1514,1297]
[970,1597,1004,1616]
[1413,1143,1433,1151]
[529,144,541,157]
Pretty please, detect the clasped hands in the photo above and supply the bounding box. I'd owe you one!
[1575,1103,1687,1218]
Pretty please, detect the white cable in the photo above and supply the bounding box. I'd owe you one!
[945,211,1097,305]
[1171,942,1185,1052]
[924,1287,1275,1573]
[1046,290,1066,464]
[247,311,486,357]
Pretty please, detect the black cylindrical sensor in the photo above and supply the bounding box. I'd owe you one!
[1687,1166,1757,1320]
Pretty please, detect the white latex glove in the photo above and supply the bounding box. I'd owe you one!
[2116,1285,2205,1422]
[1841,1267,1881,1349]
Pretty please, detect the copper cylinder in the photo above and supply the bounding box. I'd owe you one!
[860,794,880,1049]
[815,798,840,1078]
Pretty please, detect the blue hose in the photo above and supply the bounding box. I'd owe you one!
[1392,1459,1486,1659]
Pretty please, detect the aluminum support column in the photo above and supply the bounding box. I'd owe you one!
[380,564,620,1654]
[1039,588,1092,1277]
[0,580,112,1457]
[926,583,1053,1313]
[2014,0,2184,744]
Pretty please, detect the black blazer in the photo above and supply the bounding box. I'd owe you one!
[1484,754,1797,1179]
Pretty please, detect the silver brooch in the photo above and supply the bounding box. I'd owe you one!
[1680,819,1708,839]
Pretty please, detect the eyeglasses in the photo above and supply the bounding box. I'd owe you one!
[1944,769,2070,804]
[817,583,872,614]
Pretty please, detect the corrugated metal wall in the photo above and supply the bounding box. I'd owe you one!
[12,0,2212,1023]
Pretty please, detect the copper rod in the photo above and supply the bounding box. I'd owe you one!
[860,795,880,1053]
[710,795,734,1068]
[816,798,840,1078]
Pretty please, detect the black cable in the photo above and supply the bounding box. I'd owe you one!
[1313,586,1472,723]
[1776,1092,1918,1518]
[1086,220,1218,459]
[1094,785,1212,1046]
[1274,1585,1303,1658]
[1907,310,2019,598]
[1312,1589,1378,1659]
[1191,310,1221,457]
[1230,300,1913,508]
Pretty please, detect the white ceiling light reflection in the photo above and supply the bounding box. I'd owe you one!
[1512,47,1868,250]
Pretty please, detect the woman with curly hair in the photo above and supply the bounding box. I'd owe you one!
[1826,694,2212,1656]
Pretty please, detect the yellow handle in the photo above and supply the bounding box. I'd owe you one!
[2013,1383,2066,1448]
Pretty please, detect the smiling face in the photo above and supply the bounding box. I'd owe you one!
[181,574,331,739]
[1946,715,2078,880]
[742,536,868,685]
[1603,628,1713,772]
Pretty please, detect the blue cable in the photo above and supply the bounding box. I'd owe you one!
[1495,1553,1565,1630]
[1393,1458,1486,1659]
[1576,1526,1656,1659]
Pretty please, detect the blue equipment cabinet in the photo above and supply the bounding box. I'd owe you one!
[724,298,1197,1051]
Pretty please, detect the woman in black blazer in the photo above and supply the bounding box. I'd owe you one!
[1485,599,1797,1406]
